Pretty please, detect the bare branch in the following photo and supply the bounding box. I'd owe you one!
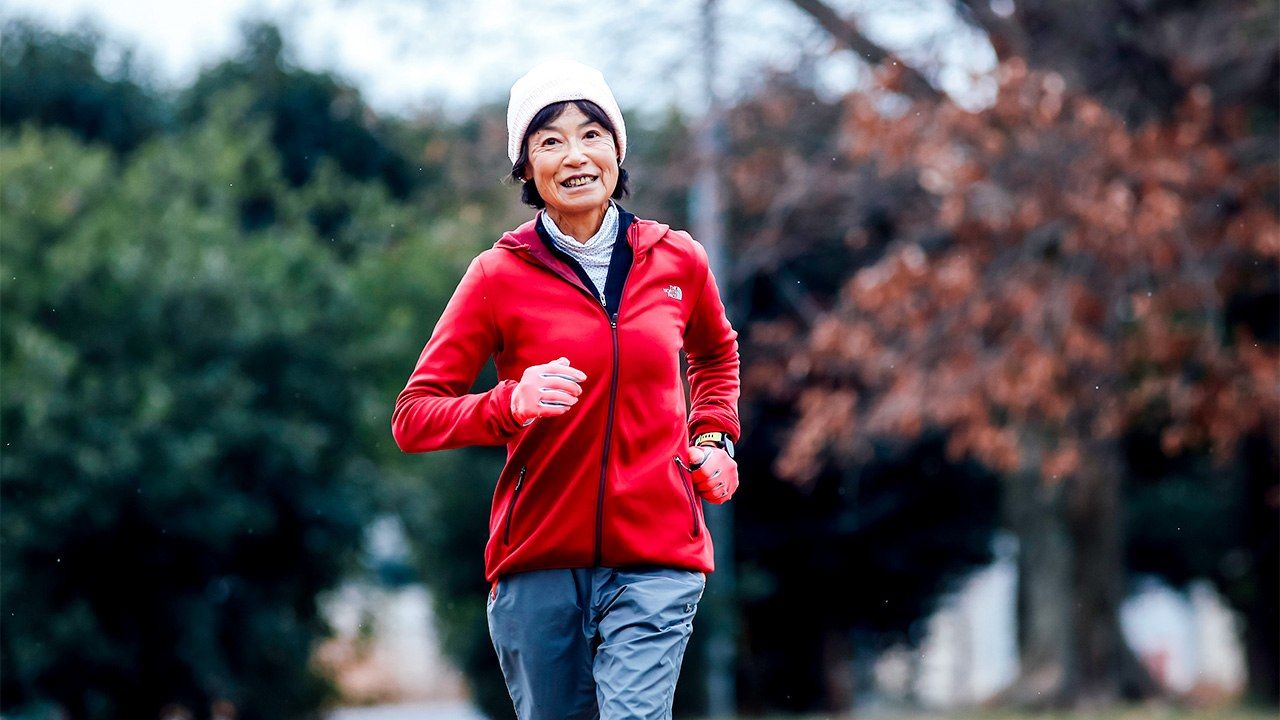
[786,0,944,101]
[950,0,1026,60]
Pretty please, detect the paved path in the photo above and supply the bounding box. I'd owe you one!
[326,701,486,720]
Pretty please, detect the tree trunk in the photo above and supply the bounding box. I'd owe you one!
[1000,433,1156,708]
[1244,591,1280,704]
[1241,430,1280,704]
[1068,439,1158,704]
[1003,431,1076,708]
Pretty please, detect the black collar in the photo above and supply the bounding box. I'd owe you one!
[534,205,636,316]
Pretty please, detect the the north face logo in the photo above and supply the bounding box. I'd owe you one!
[664,285,683,301]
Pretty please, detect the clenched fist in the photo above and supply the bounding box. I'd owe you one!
[684,445,738,504]
[511,357,587,425]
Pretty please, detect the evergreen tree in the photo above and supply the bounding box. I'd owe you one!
[0,19,167,153]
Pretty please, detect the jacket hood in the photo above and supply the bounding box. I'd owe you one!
[493,210,669,261]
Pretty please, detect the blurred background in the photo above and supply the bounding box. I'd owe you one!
[1,1,1276,719]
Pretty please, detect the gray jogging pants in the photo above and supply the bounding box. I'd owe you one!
[485,566,706,720]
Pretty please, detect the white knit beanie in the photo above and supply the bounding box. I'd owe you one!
[506,60,627,166]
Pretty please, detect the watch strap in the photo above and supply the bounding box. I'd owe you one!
[694,431,728,448]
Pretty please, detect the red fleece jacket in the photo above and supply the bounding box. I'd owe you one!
[391,214,740,583]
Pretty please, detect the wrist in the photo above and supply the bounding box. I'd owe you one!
[510,394,534,427]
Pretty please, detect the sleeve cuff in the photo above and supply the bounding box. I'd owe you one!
[688,423,735,445]
[492,380,530,437]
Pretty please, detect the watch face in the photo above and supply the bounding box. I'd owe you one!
[724,437,735,459]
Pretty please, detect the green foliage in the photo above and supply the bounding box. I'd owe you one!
[0,18,167,153]
[179,22,421,198]
[617,106,695,231]
[0,95,417,716]
[0,15,532,708]
[356,197,525,715]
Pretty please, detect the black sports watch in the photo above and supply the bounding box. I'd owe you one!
[694,431,735,460]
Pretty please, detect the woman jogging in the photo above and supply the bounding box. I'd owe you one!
[391,59,741,720]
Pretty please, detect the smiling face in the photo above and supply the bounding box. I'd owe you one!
[523,104,620,219]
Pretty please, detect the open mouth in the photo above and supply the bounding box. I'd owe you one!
[560,174,598,188]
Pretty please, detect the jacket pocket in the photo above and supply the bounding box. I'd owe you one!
[673,457,702,538]
[503,466,527,545]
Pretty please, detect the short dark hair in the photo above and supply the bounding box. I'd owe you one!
[508,99,630,209]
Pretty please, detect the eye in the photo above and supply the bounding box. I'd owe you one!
[585,129,600,138]
[542,137,559,146]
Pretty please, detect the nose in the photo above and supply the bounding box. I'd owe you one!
[563,137,589,165]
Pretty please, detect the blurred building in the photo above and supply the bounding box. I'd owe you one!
[316,516,469,704]
[317,581,468,704]
[872,533,1246,709]
[1122,577,1247,700]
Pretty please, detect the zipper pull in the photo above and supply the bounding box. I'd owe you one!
[599,291,607,307]
[611,313,618,328]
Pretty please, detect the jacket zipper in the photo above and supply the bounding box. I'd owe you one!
[592,224,639,566]
[503,466,527,545]
[521,223,636,567]
[674,457,703,537]
[595,311,621,566]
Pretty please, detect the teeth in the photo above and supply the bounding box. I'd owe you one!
[563,176,595,187]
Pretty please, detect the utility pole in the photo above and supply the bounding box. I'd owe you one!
[690,0,736,716]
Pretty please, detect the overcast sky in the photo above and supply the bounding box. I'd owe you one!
[0,0,996,120]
